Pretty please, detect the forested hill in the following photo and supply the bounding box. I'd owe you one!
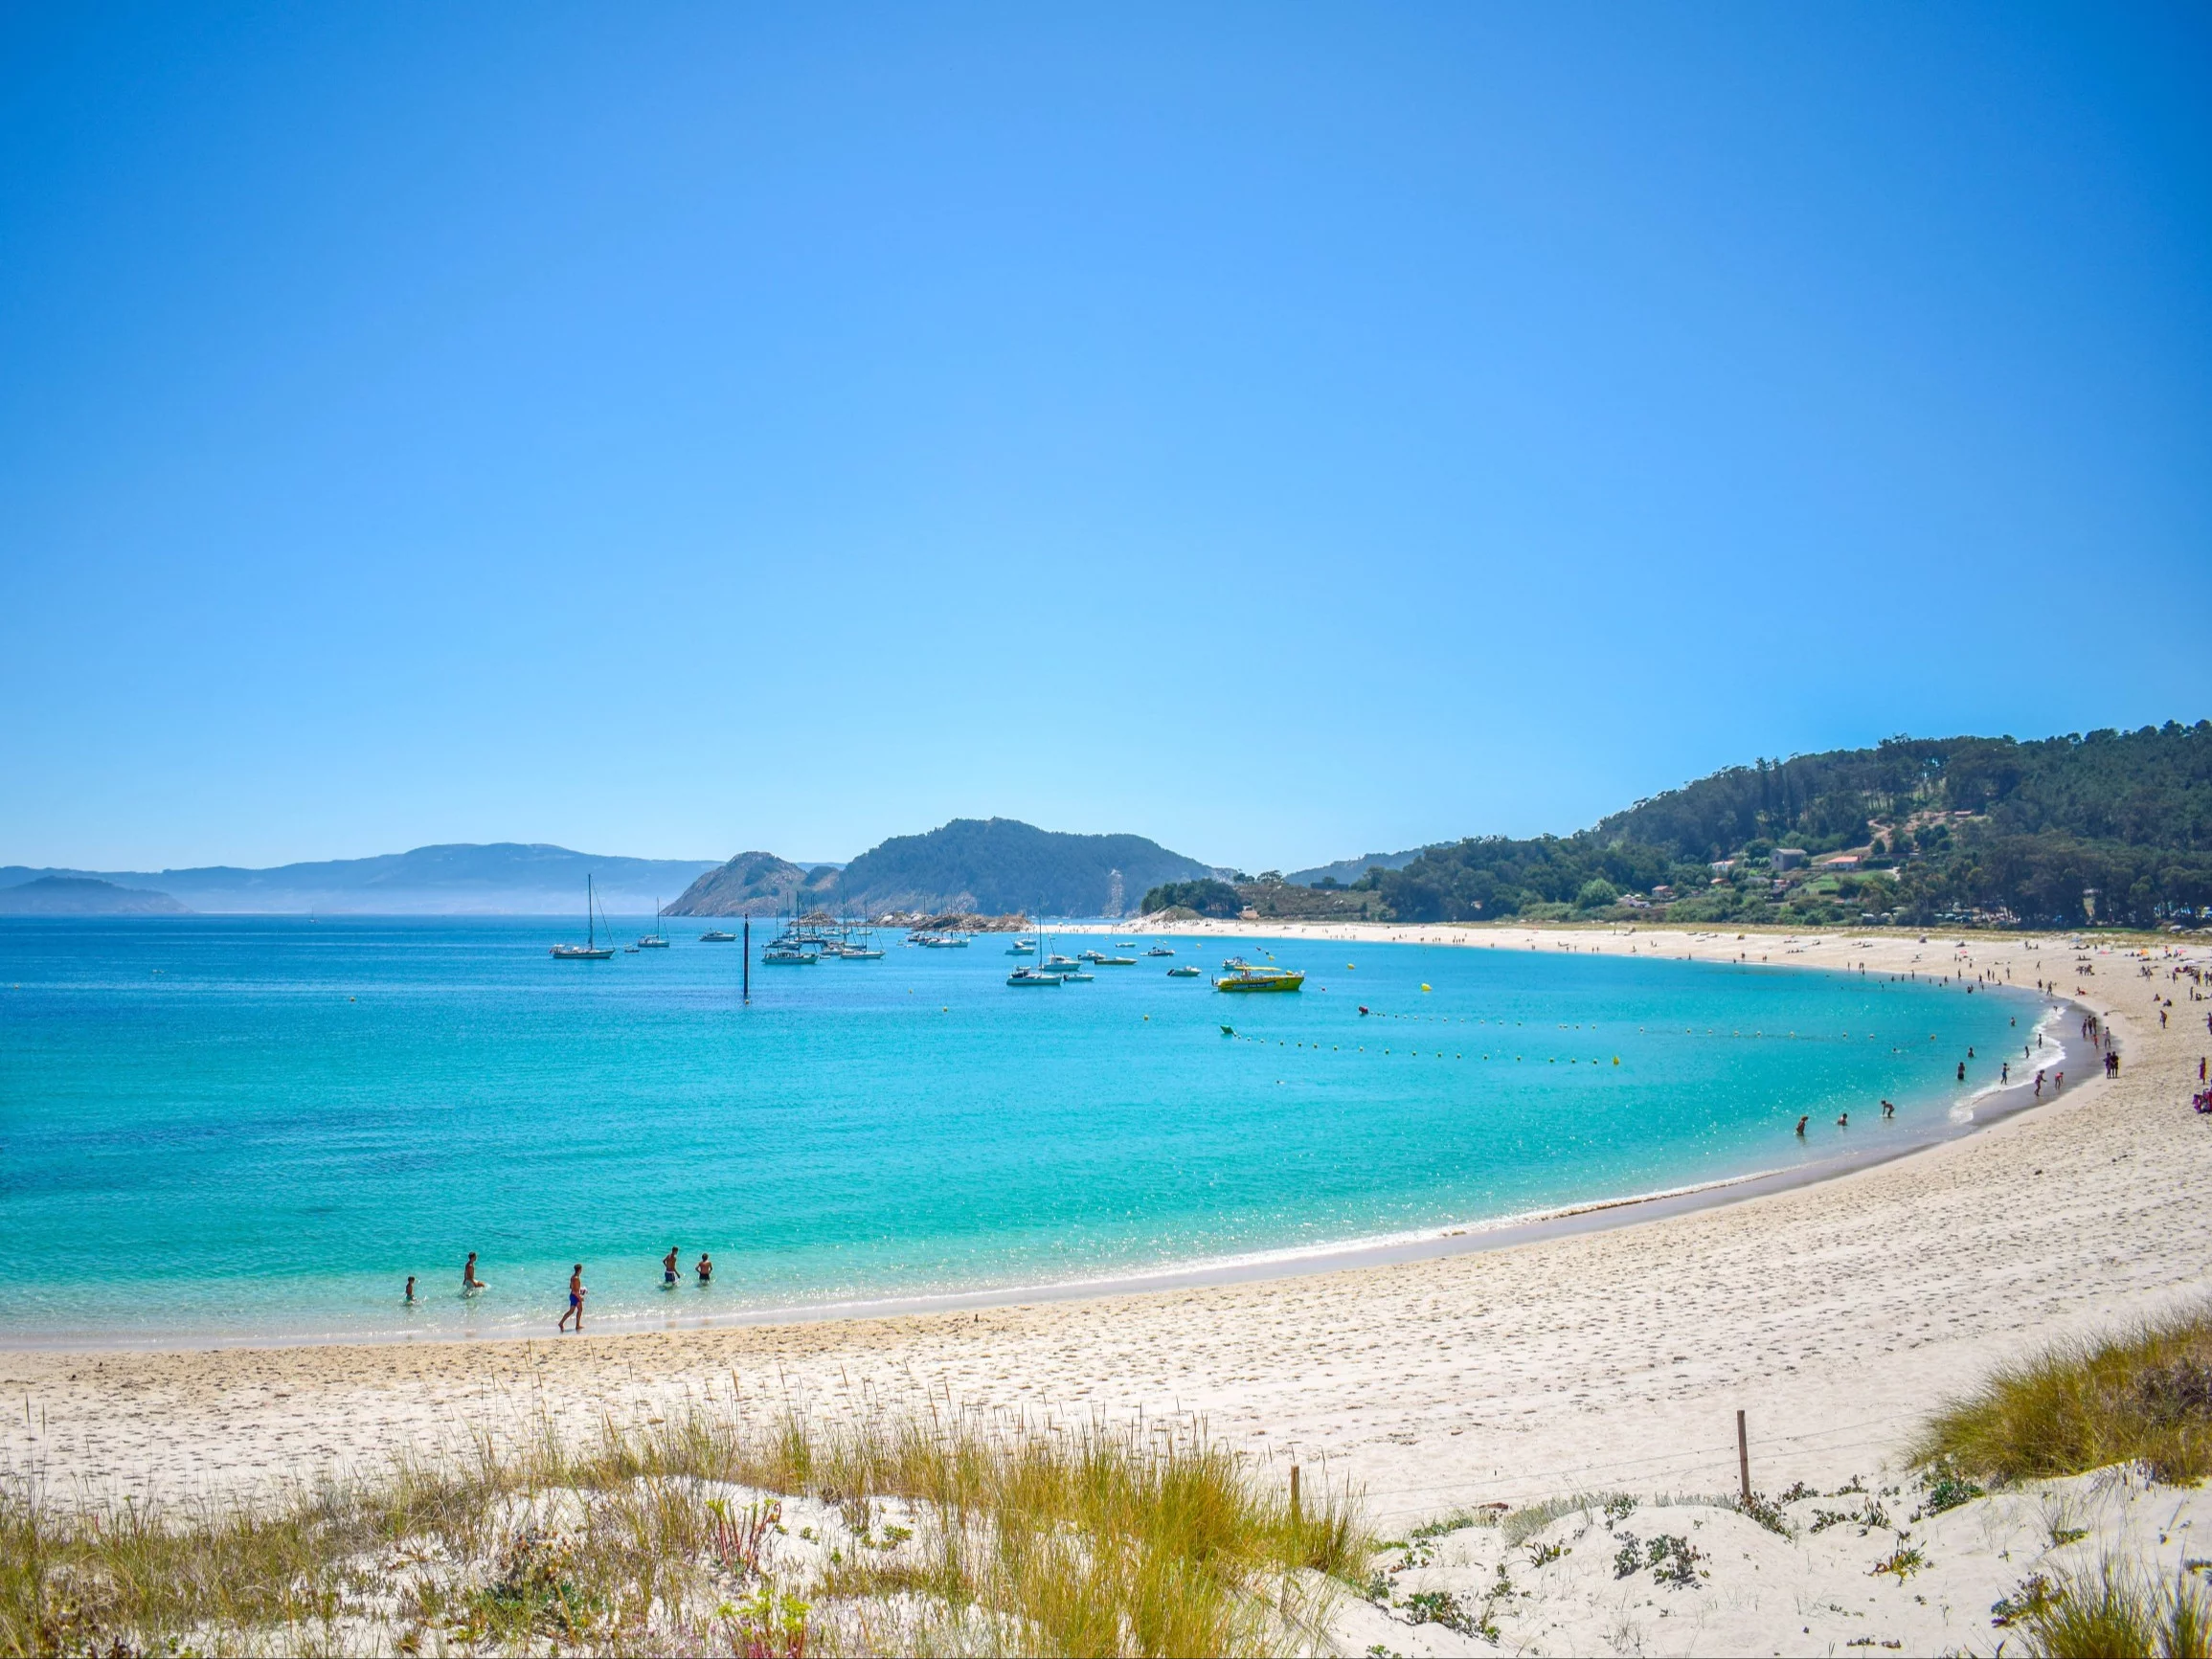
[1360,724,2212,930]
[826,819,1212,918]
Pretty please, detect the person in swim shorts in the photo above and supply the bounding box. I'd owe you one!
[696,1252,712,1284]
[463,1252,485,1292]
[558,1263,585,1333]
[663,1246,680,1287]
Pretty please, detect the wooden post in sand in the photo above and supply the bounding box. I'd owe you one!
[1290,1464,1301,1526]
[1737,1410,1750,1502]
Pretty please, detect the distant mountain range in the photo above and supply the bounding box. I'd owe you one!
[0,876,192,915]
[667,818,1217,918]
[0,843,728,916]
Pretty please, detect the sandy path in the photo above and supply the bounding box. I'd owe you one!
[7,925,2208,1529]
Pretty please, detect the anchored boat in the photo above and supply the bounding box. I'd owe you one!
[1213,957,1304,993]
[552,875,617,959]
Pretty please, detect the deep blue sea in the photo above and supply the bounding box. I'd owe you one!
[0,917,2039,1342]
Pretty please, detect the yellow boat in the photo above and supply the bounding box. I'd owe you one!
[1213,958,1305,993]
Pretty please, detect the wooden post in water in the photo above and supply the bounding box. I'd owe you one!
[742,919,750,1005]
[1737,1410,1750,1503]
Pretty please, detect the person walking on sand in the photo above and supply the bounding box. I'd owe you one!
[463,1252,485,1293]
[664,1245,680,1287]
[558,1263,586,1333]
[2035,1068,2045,1097]
[696,1252,712,1285]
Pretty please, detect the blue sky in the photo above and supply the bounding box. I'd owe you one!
[2,4,2206,873]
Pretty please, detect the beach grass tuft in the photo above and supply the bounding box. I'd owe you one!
[1910,1305,2212,1486]
[1999,1555,2212,1659]
[0,1397,1363,1656]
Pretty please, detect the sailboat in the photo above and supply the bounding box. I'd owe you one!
[552,875,617,959]
[637,896,670,949]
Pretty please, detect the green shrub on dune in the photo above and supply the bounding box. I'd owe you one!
[1913,1307,2212,1486]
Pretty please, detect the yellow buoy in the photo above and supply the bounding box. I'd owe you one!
[1420,982,1432,993]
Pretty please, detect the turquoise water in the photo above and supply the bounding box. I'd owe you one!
[0,918,2037,1342]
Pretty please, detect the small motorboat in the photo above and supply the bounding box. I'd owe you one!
[698,930,736,943]
[1214,959,1305,993]
[1006,967,1065,987]
[1167,964,1202,977]
[1146,946,1175,957]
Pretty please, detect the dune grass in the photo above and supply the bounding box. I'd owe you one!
[2001,1557,2212,1659]
[0,1399,1365,1656]
[1911,1305,2212,1486]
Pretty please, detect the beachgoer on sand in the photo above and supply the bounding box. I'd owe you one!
[559,1264,586,1333]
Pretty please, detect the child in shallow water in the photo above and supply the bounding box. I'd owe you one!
[696,1253,712,1284]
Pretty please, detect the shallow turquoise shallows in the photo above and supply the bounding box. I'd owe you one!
[0,917,2038,1342]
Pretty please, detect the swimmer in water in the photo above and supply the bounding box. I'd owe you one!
[463,1252,485,1293]
[1795,1115,1808,1136]
[663,1246,680,1287]
[558,1263,585,1333]
[1837,1111,1849,1128]
[1882,1099,1894,1119]
[696,1252,712,1285]
[405,1275,416,1304]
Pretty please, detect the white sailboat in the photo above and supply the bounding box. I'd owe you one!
[552,875,617,959]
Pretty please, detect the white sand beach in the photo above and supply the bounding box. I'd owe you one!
[8,923,2209,1653]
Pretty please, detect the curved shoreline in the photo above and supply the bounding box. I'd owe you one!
[1,928,2100,1355]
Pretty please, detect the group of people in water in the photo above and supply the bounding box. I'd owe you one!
[401,1247,714,1330]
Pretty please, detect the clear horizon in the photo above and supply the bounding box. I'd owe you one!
[3,6,2206,873]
